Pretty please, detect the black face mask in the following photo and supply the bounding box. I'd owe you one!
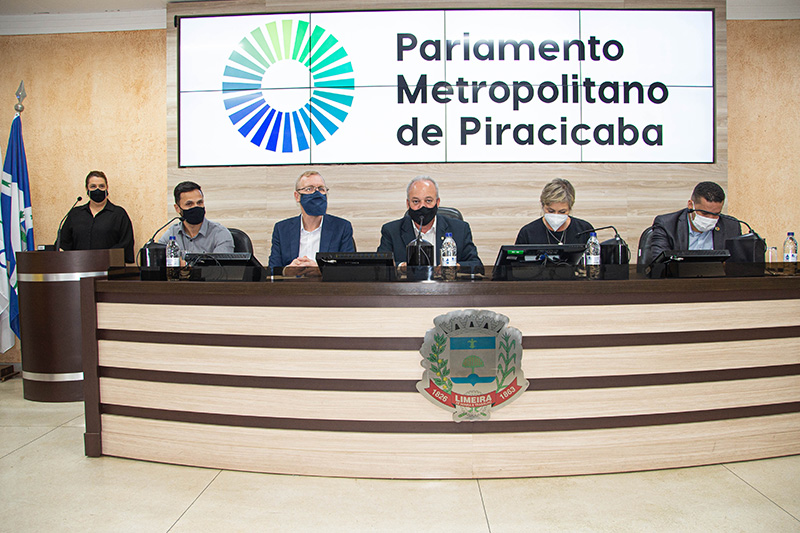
[88,189,107,203]
[407,205,437,226]
[181,206,205,225]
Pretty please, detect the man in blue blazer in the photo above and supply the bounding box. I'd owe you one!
[378,176,482,270]
[268,171,354,269]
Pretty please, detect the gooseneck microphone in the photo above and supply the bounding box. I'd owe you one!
[146,216,180,244]
[138,216,180,268]
[688,210,764,240]
[412,211,425,264]
[55,196,82,250]
[716,213,767,264]
[717,213,760,238]
[407,211,433,266]
[576,225,622,239]
[576,225,631,265]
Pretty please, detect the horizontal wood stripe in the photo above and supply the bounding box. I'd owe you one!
[97,337,800,380]
[97,325,800,351]
[529,337,800,377]
[101,402,800,434]
[523,326,800,349]
[99,367,412,392]
[97,363,800,392]
[95,277,800,303]
[98,376,800,423]
[100,412,800,479]
[98,329,426,350]
[98,341,424,380]
[95,282,800,307]
[96,300,800,338]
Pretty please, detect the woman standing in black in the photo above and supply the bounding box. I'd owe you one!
[59,170,135,263]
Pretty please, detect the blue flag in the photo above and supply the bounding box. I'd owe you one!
[1,115,35,341]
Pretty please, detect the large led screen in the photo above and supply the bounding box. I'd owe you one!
[178,9,715,166]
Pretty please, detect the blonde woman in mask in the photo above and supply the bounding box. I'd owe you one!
[515,178,594,246]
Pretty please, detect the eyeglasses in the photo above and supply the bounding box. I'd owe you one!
[693,208,721,218]
[296,186,329,194]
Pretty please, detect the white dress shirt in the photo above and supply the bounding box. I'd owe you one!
[298,217,323,260]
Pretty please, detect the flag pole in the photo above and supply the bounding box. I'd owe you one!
[0,81,26,363]
[1,79,34,350]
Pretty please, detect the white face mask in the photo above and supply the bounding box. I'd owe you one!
[691,203,718,233]
[544,213,569,231]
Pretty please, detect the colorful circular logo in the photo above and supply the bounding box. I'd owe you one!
[222,20,354,153]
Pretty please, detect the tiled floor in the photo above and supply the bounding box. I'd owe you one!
[1,377,798,532]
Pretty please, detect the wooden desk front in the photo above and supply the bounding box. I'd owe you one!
[81,276,800,478]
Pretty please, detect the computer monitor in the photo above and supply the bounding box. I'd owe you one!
[492,244,586,281]
[184,252,264,281]
[647,249,729,278]
[650,249,730,264]
[316,252,396,282]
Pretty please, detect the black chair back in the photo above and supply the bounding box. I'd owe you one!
[637,226,654,273]
[229,228,254,254]
[438,206,463,221]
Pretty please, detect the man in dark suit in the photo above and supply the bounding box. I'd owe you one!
[378,176,482,270]
[650,181,742,259]
[268,171,354,268]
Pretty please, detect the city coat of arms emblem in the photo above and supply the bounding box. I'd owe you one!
[416,309,528,422]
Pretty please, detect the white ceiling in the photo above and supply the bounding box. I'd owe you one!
[0,0,797,24]
[0,1,173,15]
[0,0,214,34]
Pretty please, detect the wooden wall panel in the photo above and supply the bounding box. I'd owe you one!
[166,0,727,263]
[728,20,800,250]
[0,30,166,254]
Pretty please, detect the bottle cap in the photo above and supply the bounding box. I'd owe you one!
[590,232,597,237]
[789,232,795,236]
[169,235,176,240]
[445,232,453,237]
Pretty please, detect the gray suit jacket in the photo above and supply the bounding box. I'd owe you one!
[650,208,741,259]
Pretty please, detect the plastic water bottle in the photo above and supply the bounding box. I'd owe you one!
[585,231,601,280]
[441,232,457,281]
[784,232,798,262]
[166,236,181,281]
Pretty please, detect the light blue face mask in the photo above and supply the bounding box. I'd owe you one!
[300,190,327,216]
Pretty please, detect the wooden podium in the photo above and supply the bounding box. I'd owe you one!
[17,249,124,402]
[81,275,800,478]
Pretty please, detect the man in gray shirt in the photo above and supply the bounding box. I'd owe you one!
[159,181,234,254]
